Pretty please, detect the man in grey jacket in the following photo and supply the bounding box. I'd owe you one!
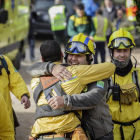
[103,0,117,43]
[27,37,114,140]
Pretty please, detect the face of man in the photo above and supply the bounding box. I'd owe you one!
[67,54,89,65]
[117,9,124,20]
[104,0,112,7]
[113,48,130,62]
[75,9,85,17]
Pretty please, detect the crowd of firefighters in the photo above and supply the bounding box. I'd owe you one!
[0,0,140,140]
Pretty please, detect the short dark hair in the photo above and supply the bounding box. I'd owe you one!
[75,3,84,10]
[116,6,125,13]
[40,40,61,62]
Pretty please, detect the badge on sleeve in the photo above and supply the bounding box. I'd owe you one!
[97,81,104,89]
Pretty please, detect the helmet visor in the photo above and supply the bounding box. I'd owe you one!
[66,42,89,54]
[111,38,133,48]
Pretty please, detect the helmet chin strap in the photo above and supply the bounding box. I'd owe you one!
[131,55,137,68]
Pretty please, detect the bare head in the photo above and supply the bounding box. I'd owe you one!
[104,0,113,8]
[75,3,85,17]
[54,0,63,5]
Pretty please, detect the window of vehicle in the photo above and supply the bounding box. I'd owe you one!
[18,0,29,6]
[35,0,54,11]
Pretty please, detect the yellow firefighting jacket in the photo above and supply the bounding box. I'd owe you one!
[0,93,15,140]
[107,67,140,140]
[0,55,30,126]
[30,62,115,137]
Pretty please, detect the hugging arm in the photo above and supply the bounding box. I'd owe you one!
[63,79,108,110]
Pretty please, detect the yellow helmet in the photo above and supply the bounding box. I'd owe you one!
[108,28,136,49]
[65,33,96,55]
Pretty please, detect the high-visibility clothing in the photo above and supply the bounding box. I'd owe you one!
[126,0,137,21]
[112,18,135,35]
[93,15,111,41]
[107,67,140,140]
[30,62,115,138]
[48,5,66,31]
[0,55,30,126]
[0,93,15,140]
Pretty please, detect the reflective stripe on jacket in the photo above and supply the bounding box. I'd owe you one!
[107,67,140,140]
[126,0,137,21]
[48,5,66,31]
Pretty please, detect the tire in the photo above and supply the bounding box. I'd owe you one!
[13,52,21,70]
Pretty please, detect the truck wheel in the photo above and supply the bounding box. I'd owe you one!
[13,52,21,70]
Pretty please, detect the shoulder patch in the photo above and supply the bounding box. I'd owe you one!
[97,81,104,89]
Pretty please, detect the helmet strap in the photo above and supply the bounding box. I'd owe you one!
[131,55,137,68]
[86,54,93,65]
[64,52,68,63]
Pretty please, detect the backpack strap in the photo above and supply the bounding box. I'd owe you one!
[0,55,10,75]
[132,70,140,102]
[33,76,70,120]
[106,77,114,101]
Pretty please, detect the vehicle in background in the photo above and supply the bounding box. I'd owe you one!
[0,0,30,69]
[32,0,75,35]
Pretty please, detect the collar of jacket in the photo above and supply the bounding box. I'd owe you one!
[116,17,125,22]
[74,13,87,18]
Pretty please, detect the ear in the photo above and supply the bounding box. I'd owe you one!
[89,55,93,60]
[42,57,44,62]
[60,52,64,62]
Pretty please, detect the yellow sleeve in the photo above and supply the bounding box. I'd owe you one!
[4,55,30,100]
[67,62,115,86]
[30,78,40,92]
[0,93,15,140]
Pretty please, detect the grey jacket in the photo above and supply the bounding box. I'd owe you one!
[103,6,117,36]
[26,62,113,139]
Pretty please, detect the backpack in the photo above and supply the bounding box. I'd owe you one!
[0,54,10,75]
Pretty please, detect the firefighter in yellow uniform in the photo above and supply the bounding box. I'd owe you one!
[0,55,30,129]
[28,34,115,139]
[107,28,140,140]
[0,93,15,140]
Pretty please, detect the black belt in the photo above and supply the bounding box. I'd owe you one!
[37,132,72,139]
[113,117,140,140]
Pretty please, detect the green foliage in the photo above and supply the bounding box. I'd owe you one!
[134,0,140,25]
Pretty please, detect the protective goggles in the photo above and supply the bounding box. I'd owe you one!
[110,37,134,48]
[66,42,94,54]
